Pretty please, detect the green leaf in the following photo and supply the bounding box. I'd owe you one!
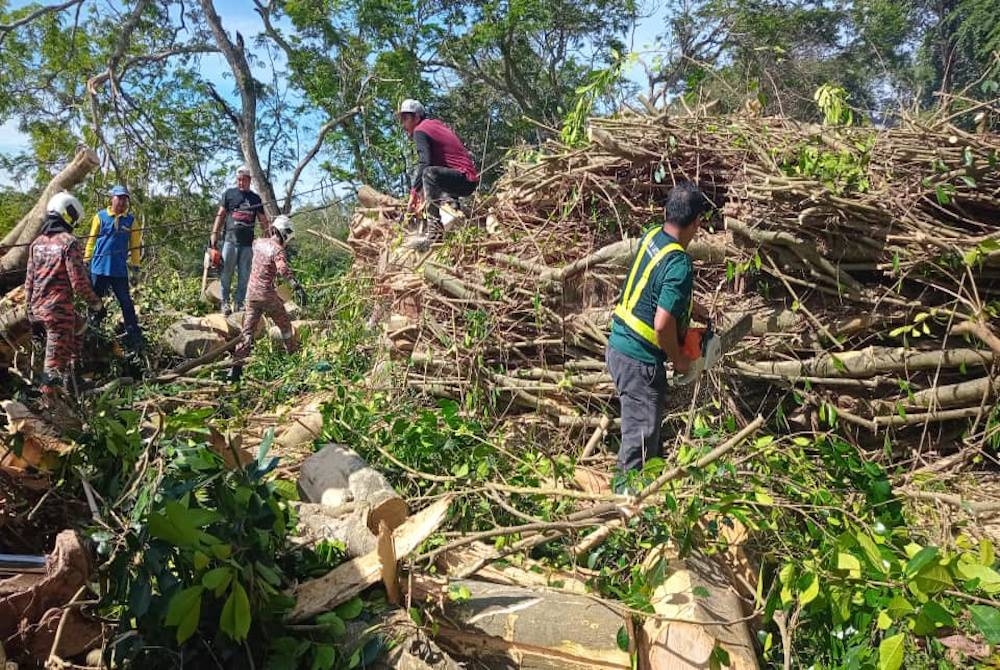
[877,610,893,630]
[692,585,711,598]
[886,595,914,618]
[955,562,1000,594]
[836,552,862,579]
[799,572,820,606]
[316,611,347,637]
[311,645,336,670]
[935,184,952,205]
[905,546,939,576]
[211,543,233,560]
[878,632,904,670]
[913,563,953,594]
[616,625,630,652]
[220,581,251,641]
[969,605,1000,644]
[129,580,152,618]
[856,531,885,574]
[335,596,364,620]
[980,539,995,567]
[202,567,233,596]
[165,585,204,644]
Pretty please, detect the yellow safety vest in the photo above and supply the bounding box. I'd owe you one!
[613,227,686,347]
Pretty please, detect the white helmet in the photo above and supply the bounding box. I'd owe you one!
[272,215,293,243]
[46,191,84,226]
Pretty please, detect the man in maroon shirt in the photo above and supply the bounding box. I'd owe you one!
[398,99,479,249]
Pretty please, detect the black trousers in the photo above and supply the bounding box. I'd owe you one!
[606,346,667,472]
[422,166,477,229]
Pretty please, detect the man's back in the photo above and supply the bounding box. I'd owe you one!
[413,118,478,182]
[247,236,290,300]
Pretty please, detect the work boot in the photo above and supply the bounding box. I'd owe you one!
[404,220,443,251]
[227,365,243,383]
[439,202,465,228]
[124,327,145,352]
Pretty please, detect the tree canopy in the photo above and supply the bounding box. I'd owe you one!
[0,0,996,208]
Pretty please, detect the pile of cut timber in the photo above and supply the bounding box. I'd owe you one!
[348,111,1000,450]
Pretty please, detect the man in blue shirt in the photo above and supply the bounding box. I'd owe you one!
[84,184,143,350]
[606,181,712,480]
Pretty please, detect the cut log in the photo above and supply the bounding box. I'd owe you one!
[294,501,391,558]
[638,546,757,670]
[357,185,402,209]
[298,443,408,533]
[0,286,30,367]
[267,319,316,346]
[406,574,631,670]
[1,148,100,288]
[748,346,996,379]
[872,375,1000,411]
[163,316,231,358]
[0,530,99,662]
[288,496,452,622]
[2,400,76,471]
[546,237,729,282]
[434,541,590,595]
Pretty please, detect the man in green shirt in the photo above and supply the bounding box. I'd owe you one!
[606,181,711,479]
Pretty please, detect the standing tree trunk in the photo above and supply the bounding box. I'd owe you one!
[0,148,100,289]
[198,0,279,218]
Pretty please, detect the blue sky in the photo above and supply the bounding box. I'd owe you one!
[0,0,668,191]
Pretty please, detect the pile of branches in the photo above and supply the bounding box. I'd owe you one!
[348,110,1000,452]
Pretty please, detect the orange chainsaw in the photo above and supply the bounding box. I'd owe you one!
[671,313,753,386]
[200,246,222,301]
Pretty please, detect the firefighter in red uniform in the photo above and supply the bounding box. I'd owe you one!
[24,191,104,396]
[228,215,305,382]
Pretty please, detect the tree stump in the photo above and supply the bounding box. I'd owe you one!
[298,443,408,534]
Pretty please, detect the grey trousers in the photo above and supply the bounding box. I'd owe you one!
[606,346,667,472]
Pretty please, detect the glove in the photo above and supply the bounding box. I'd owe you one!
[291,281,307,307]
[407,189,423,212]
[210,247,222,269]
[128,265,140,289]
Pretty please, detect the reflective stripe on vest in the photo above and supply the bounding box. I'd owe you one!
[613,228,685,347]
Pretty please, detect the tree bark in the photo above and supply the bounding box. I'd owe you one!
[747,347,995,379]
[198,0,279,217]
[0,148,100,288]
[163,315,234,358]
[357,185,402,209]
[298,443,408,534]
[406,575,631,670]
[638,547,758,670]
[288,496,452,622]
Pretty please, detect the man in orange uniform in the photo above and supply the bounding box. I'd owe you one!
[25,191,104,396]
[228,215,305,382]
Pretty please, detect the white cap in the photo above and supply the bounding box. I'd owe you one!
[398,99,425,117]
[236,165,251,177]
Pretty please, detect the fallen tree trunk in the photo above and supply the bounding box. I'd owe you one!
[357,185,402,209]
[407,574,631,670]
[288,496,452,622]
[639,547,758,670]
[272,393,334,453]
[748,347,996,378]
[1,148,101,288]
[434,542,590,595]
[298,443,408,533]
[874,375,999,411]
